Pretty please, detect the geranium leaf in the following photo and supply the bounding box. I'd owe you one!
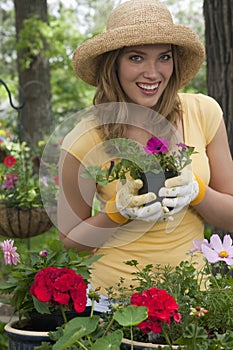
[52,316,99,350]
[113,305,148,326]
[32,295,51,314]
[91,330,123,350]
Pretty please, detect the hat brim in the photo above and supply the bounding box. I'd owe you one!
[72,23,205,88]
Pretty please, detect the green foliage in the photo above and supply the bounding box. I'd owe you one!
[113,306,148,327]
[0,321,8,350]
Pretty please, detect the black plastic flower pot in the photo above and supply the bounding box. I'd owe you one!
[28,307,92,331]
[138,171,178,207]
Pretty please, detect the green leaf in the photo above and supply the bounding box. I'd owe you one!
[184,324,208,340]
[91,330,123,350]
[52,316,99,350]
[113,305,148,327]
[32,296,51,314]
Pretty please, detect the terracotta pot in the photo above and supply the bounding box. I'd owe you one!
[121,338,181,349]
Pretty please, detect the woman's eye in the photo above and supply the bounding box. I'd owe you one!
[160,54,172,61]
[129,55,142,62]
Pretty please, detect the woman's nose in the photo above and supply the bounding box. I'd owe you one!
[142,61,159,79]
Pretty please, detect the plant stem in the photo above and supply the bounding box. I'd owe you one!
[76,340,89,350]
[191,321,197,350]
[103,315,114,336]
[90,297,95,318]
[162,325,173,350]
[130,325,134,350]
[60,305,67,324]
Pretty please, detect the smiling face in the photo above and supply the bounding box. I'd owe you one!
[117,44,174,108]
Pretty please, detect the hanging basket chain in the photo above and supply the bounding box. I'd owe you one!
[0,78,25,111]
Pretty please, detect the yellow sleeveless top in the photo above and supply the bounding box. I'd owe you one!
[62,93,223,294]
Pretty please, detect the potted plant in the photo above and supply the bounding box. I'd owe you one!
[82,136,196,201]
[3,234,233,350]
[0,238,101,349]
[0,130,58,238]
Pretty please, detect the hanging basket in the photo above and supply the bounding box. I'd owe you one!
[0,204,53,239]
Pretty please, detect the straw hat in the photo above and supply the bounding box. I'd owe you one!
[72,0,205,88]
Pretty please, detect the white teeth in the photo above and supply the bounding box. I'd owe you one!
[137,83,159,90]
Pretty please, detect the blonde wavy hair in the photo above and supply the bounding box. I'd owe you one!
[93,45,183,140]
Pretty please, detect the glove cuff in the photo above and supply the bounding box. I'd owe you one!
[106,196,129,224]
[190,174,207,206]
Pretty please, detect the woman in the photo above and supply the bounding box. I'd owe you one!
[58,0,233,311]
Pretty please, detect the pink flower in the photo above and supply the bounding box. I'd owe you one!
[3,173,18,189]
[190,238,210,253]
[0,240,20,265]
[201,234,233,265]
[144,137,169,154]
[39,250,48,257]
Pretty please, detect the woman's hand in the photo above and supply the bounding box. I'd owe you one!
[116,179,173,222]
[159,165,205,215]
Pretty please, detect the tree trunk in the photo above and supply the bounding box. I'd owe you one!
[203,0,233,156]
[204,0,233,236]
[14,0,52,148]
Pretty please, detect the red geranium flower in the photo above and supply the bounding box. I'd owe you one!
[30,266,87,313]
[4,155,16,167]
[130,287,181,334]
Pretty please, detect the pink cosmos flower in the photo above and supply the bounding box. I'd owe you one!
[190,238,210,253]
[201,234,233,265]
[0,239,20,265]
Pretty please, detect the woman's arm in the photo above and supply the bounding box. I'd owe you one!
[58,150,120,251]
[194,119,233,231]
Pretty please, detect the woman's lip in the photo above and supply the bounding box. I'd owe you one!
[137,82,160,90]
[136,82,160,95]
